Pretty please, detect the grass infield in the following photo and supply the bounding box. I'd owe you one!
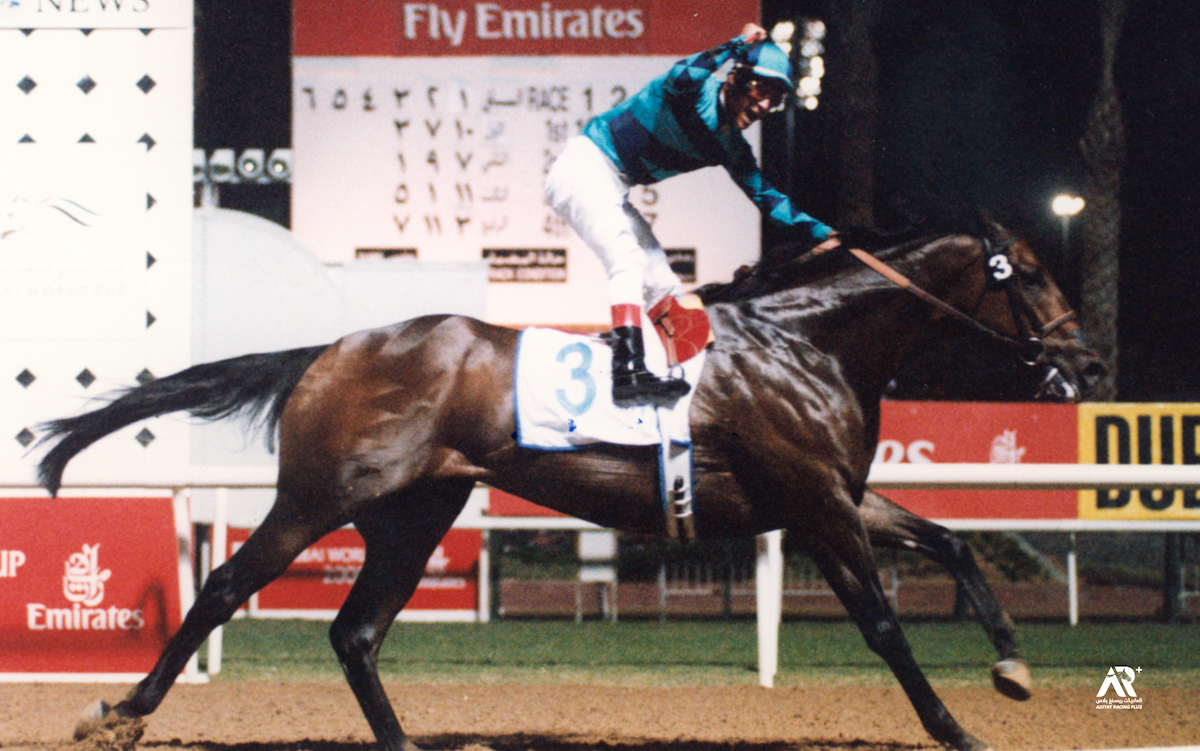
[206,618,1200,689]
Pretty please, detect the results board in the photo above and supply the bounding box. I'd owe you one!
[292,0,765,327]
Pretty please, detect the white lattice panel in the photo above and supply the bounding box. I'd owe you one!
[1,4,193,486]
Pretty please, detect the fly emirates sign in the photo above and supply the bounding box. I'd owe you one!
[405,3,645,45]
[294,0,756,56]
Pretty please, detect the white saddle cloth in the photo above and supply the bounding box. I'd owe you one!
[514,327,706,450]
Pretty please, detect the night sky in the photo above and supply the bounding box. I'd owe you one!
[194,0,1200,401]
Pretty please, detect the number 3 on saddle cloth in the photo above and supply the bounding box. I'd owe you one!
[513,299,712,539]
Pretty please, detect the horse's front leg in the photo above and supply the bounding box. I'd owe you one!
[860,490,1030,701]
[794,493,989,751]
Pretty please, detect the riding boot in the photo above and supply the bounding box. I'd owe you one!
[610,324,690,404]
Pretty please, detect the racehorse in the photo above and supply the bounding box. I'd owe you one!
[40,216,1103,751]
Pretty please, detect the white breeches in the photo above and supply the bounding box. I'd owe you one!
[544,136,681,308]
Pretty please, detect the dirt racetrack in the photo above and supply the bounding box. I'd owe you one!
[2,682,1197,751]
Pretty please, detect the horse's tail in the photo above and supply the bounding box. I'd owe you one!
[36,345,329,496]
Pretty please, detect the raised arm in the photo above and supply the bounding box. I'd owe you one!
[724,137,835,241]
[662,22,766,96]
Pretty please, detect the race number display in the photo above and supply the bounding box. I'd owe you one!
[292,0,763,326]
[0,493,189,679]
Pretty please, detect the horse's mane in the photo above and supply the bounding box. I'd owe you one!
[694,227,926,304]
[695,214,992,305]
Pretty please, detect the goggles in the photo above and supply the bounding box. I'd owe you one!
[740,75,790,113]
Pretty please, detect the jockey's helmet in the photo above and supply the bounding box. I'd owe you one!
[736,41,793,88]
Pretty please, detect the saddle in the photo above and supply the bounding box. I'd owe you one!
[513,299,713,541]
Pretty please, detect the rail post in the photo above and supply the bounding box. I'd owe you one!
[756,530,783,688]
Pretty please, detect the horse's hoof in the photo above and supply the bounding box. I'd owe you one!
[73,699,146,751]
[991,658,1032,701]
[953,732,992,751]
[74,700,112,740]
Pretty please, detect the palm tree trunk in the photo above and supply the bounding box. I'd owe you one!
[1078,0,1127,400]
[827,0,880,228]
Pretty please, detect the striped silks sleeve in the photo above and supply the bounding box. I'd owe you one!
[662,36,751,97]
[724,136,834,240]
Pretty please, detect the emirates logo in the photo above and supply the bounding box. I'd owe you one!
[62,544,112,607]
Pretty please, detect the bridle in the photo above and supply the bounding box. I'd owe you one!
[835,238,1079,398]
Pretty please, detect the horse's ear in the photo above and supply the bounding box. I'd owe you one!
[973,208,1011,243]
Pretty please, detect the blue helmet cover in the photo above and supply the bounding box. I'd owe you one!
[739,42,793,86]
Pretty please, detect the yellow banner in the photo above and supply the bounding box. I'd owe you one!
[1078,403,1200,520]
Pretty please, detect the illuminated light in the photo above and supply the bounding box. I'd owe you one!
[806,20,826,40]
[1052,194,1085,217]
[770,20,795,43]
[208,148,235,183]
[809,56,825,78]
[804,96,819,110]
[236,148,265,181]
[192,148,206,183]
[798,76,821,97]
[801,39,824,58]
[266,149,292,181]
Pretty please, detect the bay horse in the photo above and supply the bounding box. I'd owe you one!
[41,216,1102,751]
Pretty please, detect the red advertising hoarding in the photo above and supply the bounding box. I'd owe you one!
[488,487,566,517]
[0,494,188,680]
[878,401,1079,519]
[228,527,482,620]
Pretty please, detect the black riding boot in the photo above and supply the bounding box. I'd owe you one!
[610,325,690,404]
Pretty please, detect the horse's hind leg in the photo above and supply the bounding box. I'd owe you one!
[330,479,475,751]
[861,490,1030,700]
[79,490,340,732]
[796,503,988,751]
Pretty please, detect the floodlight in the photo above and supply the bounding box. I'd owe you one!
[1051,194,1085,217]
[266,149,292,181]
[208,148,236,183]
[236,148,265,181]
[192,149,207,183]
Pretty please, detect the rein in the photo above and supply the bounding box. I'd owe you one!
[831,242,1076,364]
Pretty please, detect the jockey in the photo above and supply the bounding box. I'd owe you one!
[545,22,841,405]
